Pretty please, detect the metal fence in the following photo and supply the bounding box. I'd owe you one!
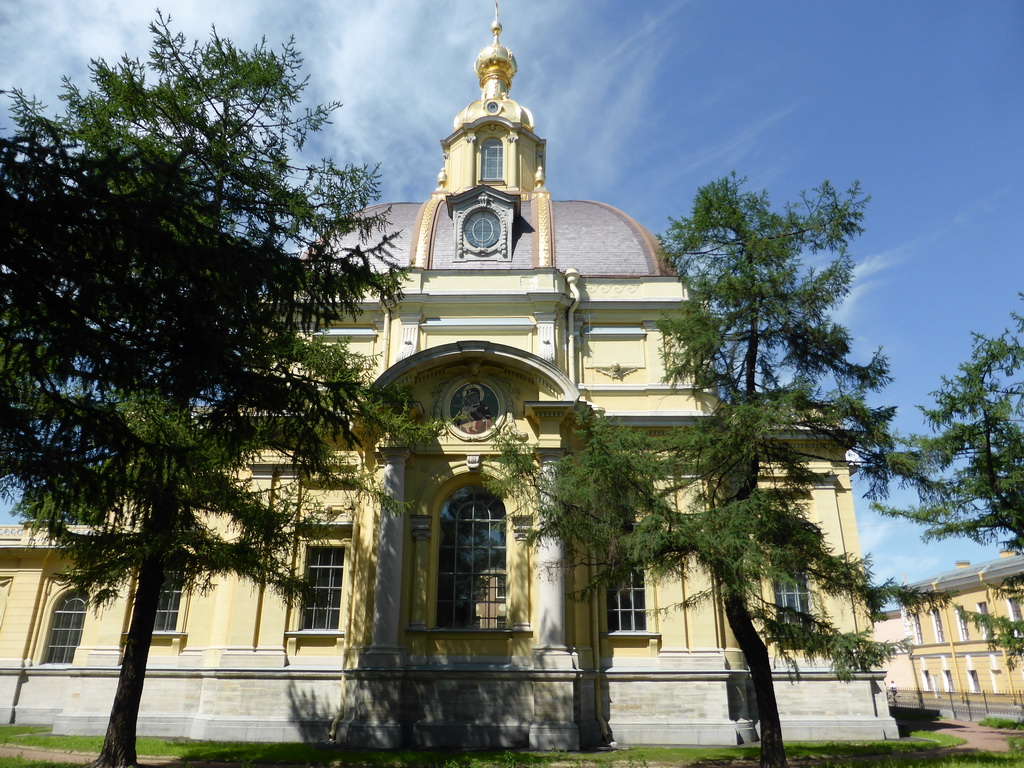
[890,687,1024,722]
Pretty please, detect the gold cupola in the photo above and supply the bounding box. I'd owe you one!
[437,9,546,198]
[475,17,517,100]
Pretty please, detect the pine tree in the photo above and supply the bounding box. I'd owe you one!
[494,174,903,768]
[879,303,1024,653]
[0,16,425,768]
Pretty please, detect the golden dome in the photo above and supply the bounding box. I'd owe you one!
[475,18,517,99]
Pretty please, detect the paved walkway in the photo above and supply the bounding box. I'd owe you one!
[905,716,1013,753]
[0,720,1013,767]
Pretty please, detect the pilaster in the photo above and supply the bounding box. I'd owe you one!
[364,447,412,669]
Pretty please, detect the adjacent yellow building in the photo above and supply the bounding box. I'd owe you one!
[892,553,1024,697]
[0,14,896,749]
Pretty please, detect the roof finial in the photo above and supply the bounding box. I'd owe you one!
[491,0,502,44]
[475,0,517,99]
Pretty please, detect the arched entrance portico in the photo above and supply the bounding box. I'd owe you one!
[336,341,589,750]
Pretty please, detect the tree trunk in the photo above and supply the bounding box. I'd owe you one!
[724,593,787,768]
[92,554,165,768]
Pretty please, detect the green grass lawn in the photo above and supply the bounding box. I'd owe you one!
[0,725,994,768]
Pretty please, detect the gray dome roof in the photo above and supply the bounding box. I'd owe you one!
[346,199,669,277]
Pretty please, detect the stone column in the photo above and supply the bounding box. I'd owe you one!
[531,448,580,750]
[535,448,567,654]
[407,515,431,632]
[340,449,410,749]
[364,447,411,666]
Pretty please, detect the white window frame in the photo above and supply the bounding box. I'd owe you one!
[1008,597,1023,621]
[153,572,183,633]
[957,609,971,641]
[480,139,504,181]
[302,547,346,631]
[774,573,811,624]
[44,590,88,664]
[977,601,992,639]
[607,570,648,632]
[931,608,945,643]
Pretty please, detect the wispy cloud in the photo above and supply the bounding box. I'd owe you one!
[832,245,909,327]
[672,106,798,179]
[951,186,1014,228]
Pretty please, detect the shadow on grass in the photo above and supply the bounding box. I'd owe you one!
[0,728,986,768]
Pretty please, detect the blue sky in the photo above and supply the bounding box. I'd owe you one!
[2,0,1022,586]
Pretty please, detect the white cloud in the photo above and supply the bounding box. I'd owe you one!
[670,106,798,179]
[951,186,1013,228]
[831,242,915,328]
[0,0,703,210]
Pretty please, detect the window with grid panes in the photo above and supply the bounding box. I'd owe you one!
[978,602,992,639]
[607,571,647,632]
[956,609,970,641]
[1008,598,1024,638]
[436,486,507,629]
[480,139,503,181]
[931,608,945,642]
[153,572,183,632]
[302,547,345,630]
[45,591,87,664]
[774,573,811,623]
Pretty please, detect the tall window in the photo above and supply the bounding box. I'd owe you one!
[45,591,87,664]
[480,139,503,181]
[436,486,507,629]
[774,574,811,623]
[302,547,345,630]
[911,614,924,644]
[956,608,970,641]
[607,571,647,632]
[921,670,932,691]
[931,608,945,642]
[978,602,992,639]
[153,573,183,633]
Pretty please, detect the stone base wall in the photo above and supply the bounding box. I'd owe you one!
[336,666,593,750]
[602,670,758,745]
[772,673,899,741]
[8,667,342,743]
[0,664,896,747]
[602,669,897,746]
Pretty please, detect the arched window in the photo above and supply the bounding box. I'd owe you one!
[436,486,507,629]
[45,590,87,664]
[480,139,503,181]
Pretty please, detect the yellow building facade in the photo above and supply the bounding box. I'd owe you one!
[896,553,1024,698]
[0,16,896,749]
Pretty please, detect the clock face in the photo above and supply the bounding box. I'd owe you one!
[486,100,500,114]
[464,210,501,249]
